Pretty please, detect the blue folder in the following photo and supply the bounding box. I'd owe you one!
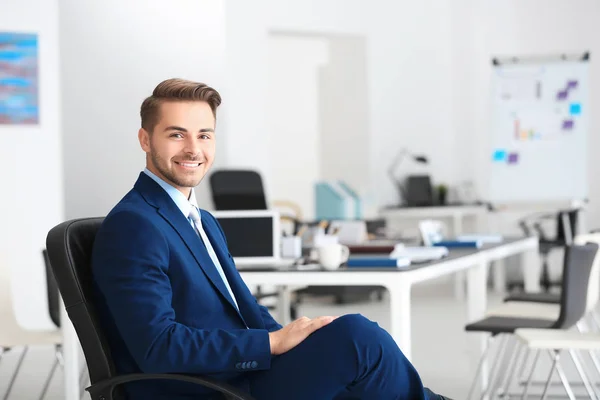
[433,240,481,249]
[315,180,362,220]
[346,257,410,268]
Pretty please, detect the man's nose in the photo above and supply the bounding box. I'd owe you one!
[183,137,201,156]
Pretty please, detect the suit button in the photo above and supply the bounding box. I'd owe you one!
[251,361,258,368]
[235,363,242,369]
[242,362,248,369]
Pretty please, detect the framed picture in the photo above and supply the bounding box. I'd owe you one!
[0,32,39,125]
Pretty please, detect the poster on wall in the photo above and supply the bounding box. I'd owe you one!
[0,32,39,125]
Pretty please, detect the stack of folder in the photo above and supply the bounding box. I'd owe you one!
[315,180,362,220]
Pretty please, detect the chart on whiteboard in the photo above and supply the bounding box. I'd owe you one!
[495,65,582,144]
[489,58,588,203]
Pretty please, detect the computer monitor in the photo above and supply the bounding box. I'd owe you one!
[405,175,434,207]
[211,210,281,265]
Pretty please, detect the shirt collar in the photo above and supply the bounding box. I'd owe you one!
[143,168,199,220]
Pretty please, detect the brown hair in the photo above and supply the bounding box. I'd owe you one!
[140,78,222,133]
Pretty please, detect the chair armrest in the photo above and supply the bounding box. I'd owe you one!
[86,372,255,400]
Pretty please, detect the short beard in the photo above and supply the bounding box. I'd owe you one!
[149,148,203,189]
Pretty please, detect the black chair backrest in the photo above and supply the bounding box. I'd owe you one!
[209,169,268,211]
[553,242,599,329]
[42,249,61,328]
[46,218,119,392]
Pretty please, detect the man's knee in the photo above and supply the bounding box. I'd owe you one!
[331,313,377,331]
[327,314,391,345]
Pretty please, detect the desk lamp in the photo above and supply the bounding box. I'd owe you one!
[387,148,429,206]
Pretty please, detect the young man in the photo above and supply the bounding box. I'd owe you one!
[91,78,452,400]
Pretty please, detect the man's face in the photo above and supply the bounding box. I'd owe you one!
[138,101,216,196]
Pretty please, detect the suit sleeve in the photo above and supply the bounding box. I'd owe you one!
[207,212,283,332]
[258,303,283,332]
[92,211,272,374]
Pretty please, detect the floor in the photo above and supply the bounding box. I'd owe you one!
[1,279,597,399]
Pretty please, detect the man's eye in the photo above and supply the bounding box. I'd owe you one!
[171,133,183,138]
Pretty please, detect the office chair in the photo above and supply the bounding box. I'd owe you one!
[465,243,598,400]
[517,208,580,292]
[209,169,301,231]
[209,169,268,211]
[43,249,61,328]
[496,233,600,313]
[46,218,255,400]
[0,251,63,400]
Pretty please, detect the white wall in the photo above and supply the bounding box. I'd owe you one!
[57,0,600,230]
[224,0,369,214]
[367,0,455,208]
[267,35,329,219]
[223,0,270,180]
[59,0,228,218]
[267,0,368,34]
[318,36,370,205]
[469,0,600,229]
[226,0,600,230]
[0,0,63,330]
[226,0,459,216]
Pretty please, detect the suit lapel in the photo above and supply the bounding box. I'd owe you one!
[134,173,246,323]
[201,211,265,329]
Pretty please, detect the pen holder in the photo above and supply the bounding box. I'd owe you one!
[281,236,302,259]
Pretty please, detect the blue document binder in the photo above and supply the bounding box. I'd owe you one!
[433,240,482,249]
[346,257,411,268]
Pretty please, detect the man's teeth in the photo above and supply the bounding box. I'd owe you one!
[180,162,200,167]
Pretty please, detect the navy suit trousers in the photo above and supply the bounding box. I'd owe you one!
[249,314,431,400]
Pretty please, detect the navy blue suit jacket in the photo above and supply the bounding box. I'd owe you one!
[91,173,282,399]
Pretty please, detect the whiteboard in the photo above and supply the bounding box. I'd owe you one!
[488,54,589,204]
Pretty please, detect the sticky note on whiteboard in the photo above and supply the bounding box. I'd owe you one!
[493,149,506,162]
[570,103,581,115]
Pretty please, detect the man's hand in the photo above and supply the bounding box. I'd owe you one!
[268,316,336,355]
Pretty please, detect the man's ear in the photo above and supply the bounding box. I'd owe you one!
[138,128,151,152]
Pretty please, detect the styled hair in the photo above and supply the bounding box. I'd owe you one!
[140,78,222,133]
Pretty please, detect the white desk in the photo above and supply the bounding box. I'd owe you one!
[379,205,501,296]
[379,205,489,225]
[240,237,539,361]
[61,236,539,400]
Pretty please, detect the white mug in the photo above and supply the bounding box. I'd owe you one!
[317,243,350,270]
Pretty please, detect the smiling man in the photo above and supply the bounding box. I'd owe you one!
[90,78,452,400]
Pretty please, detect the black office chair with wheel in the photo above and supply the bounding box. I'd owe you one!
[46,218,255,400]
[516,208,580,292]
